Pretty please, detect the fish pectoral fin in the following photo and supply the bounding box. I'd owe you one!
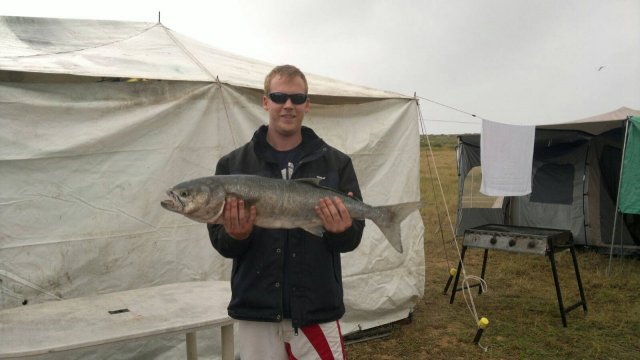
[302,226,325,237]
[208,199,226,224]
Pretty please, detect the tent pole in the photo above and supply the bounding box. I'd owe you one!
[607,118,631,275]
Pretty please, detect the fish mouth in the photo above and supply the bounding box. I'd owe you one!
[160,190,184,212]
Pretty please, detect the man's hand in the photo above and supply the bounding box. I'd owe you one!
[224,197,256,240]
[315,193,353,234]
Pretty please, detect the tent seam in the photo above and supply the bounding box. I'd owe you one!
[160,24,216,82]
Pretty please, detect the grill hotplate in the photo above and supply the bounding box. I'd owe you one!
[462,224,573,255]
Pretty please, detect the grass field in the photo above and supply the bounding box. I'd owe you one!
[346,135,640,360]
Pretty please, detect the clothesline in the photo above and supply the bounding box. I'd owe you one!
[415,94,490,122]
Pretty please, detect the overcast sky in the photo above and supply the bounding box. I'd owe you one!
[2,0,639,134]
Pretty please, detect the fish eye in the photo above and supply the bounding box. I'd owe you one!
[180,191,189,197]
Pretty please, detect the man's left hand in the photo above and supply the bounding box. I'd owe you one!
[315,194,353,234]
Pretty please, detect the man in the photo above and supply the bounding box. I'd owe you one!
[208,64,364,359]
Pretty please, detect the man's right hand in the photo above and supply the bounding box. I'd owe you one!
[224,197,256,240]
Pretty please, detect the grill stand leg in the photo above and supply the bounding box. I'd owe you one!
[570,246,588,314]
[443,273,454,295]
[449,247,488,303]
[449,246,467,304]
[549,245,589,327]
[548,249,568,327]
[478,249,489,295]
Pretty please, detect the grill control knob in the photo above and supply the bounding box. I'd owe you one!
[528,241,536,249]
[508,239,516,247]
[490,236,497,245]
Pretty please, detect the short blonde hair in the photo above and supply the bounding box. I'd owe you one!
[264,65,308,95]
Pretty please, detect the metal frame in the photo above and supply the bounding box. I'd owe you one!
[444,239,587,327]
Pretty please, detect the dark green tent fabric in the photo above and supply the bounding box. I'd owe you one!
[619,116,640,214]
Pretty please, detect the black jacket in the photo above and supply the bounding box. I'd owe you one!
[208,125,364,329]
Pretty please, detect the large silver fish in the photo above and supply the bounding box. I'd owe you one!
[160,175,420,253]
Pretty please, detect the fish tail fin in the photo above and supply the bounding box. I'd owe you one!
[370,202,421,253]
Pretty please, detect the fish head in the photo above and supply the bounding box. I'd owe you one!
[160,178,226,223]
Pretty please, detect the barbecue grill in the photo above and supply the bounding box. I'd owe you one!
[445,224,588,327]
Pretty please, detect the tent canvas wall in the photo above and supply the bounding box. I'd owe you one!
[456,107,640,254]
[0,16,425,358]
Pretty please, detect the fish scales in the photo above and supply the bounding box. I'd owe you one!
[223,176,370,229]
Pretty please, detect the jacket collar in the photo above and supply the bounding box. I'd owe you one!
[252,125,326,163]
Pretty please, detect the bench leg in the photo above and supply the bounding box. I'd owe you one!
[221,324,234,360]
[186,332,197,360]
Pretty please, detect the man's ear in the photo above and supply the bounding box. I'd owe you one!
[262,95,269,111]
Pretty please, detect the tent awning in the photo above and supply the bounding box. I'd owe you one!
[538,107,640,135]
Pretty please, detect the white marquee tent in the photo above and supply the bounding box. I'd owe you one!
[0,16,425,359]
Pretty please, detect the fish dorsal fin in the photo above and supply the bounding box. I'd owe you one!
[293,177,356,199]
[293,178,322,187]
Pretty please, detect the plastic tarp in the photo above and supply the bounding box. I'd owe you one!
[619,116,640,214]
[0,16,424,359]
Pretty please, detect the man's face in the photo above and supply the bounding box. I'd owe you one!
[262,75,310,137]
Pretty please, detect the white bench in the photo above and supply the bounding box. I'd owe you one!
[0,281,235,359]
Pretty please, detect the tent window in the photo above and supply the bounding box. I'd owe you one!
[461,166,503,209]
[530,163,574,204]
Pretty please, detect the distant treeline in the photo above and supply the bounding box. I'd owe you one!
[419,134,459,149]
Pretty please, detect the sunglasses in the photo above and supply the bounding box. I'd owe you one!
[268,92,308,105]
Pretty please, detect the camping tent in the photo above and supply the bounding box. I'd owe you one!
[456,107,640,254]
[0,16,425,359]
